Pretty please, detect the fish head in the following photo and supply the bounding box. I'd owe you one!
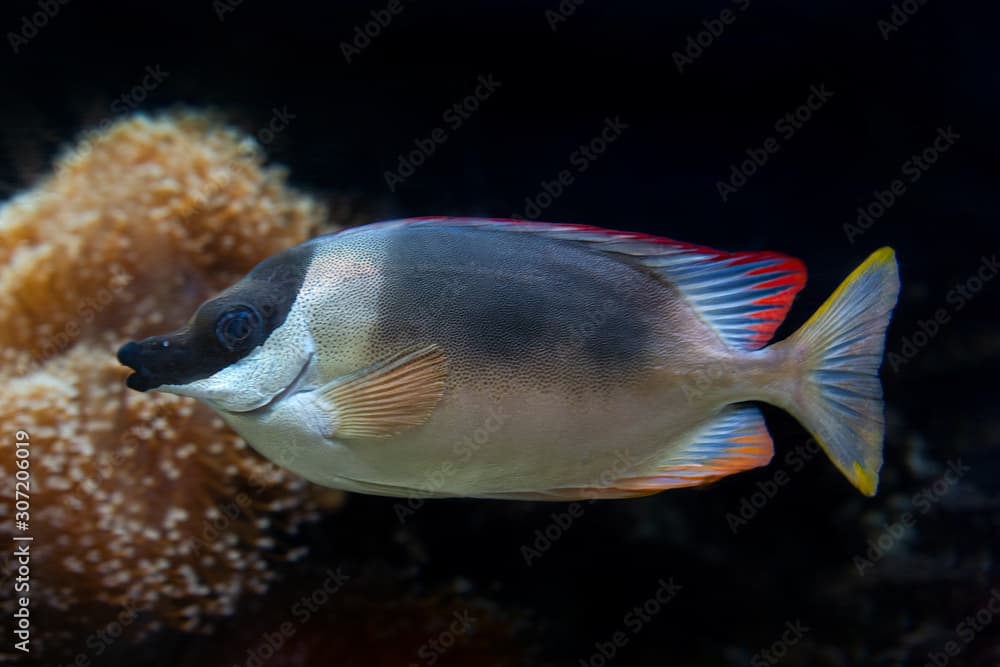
[117,241,318,414]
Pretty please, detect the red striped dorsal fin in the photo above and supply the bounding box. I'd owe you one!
[345,217,807,351]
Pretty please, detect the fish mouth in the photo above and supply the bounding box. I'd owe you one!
[116,341,148,390]
[230,353,314,415]
[117,338,182,392]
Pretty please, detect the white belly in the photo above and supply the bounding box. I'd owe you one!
[222,374,730,498]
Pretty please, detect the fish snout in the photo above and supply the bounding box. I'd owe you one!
[117,335,190,392]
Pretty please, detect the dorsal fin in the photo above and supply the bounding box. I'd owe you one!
[346,217,807,351]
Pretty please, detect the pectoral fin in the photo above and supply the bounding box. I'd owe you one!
[315,345,447,438]
[313,344,448,439]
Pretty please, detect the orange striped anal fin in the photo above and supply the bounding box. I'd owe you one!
[495,406,774,500]
[610,405,774,492]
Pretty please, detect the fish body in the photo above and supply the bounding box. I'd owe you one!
[117,218,900,499]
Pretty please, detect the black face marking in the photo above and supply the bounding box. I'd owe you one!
[117,240,317,391]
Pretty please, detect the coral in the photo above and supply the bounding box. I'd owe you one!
[0,112,341,654]
[0,111,326,374]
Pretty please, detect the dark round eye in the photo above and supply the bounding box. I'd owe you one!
[215,306,261,352]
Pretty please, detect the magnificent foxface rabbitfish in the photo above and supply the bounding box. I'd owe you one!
[118,218,900,499]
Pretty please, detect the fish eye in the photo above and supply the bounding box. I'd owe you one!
[215,306,261,352]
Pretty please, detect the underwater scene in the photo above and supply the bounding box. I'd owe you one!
[0,2,997,665]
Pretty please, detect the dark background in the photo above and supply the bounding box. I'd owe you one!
[1,1,997,665]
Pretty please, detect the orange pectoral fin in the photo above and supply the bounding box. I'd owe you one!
[317,344,448,439]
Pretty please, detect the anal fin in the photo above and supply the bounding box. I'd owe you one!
[598,405,774,495]
[627,405,773,491]
[500,405,775,501]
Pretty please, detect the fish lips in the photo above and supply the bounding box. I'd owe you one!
[117,333,198,392]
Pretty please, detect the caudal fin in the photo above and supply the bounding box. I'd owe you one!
[779,248,900,495]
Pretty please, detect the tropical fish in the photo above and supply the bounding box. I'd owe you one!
[117,218,900,499]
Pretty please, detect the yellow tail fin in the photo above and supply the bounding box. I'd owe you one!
[778,248,900,495]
